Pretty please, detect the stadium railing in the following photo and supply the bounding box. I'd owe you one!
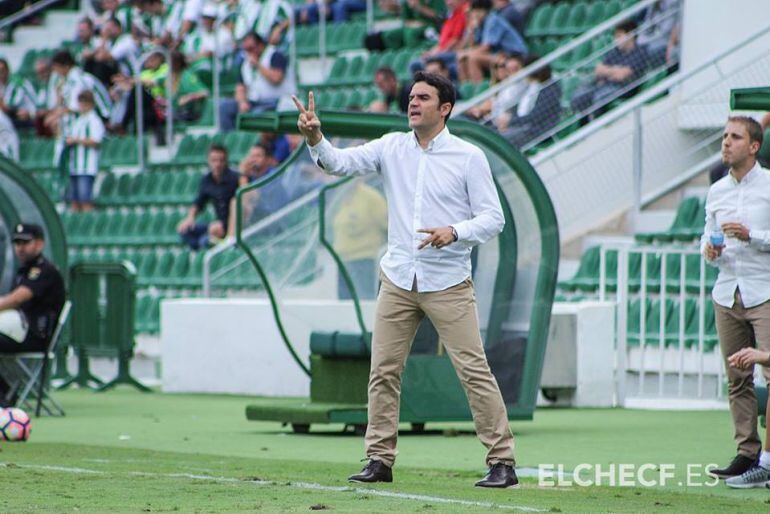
[528,19,770,243]
[595,243,726,406]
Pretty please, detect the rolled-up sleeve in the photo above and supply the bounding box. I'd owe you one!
[308,136,385,177]
[451,149,504,246]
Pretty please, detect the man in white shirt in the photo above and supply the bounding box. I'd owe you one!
[292,71,517,488]
[219,32,293,132]
[702,116,770,487]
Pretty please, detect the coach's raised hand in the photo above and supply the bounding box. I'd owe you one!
[292,91,323,146]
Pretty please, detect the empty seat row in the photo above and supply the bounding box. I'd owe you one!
[96,170,200,206]
[526,0,635,38]
[18,136,145,172]
[171,131,258,166]
[318,48,425,87]
[626,297,718,352]
[296,21,368,57]
[61,207,196,246]
[635,197,704,244]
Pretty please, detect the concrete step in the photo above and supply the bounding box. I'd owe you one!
[0,9,84,69]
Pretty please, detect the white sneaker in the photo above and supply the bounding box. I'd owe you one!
[725,465,770,489]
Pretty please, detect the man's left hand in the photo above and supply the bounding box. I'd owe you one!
[417,227,455,250]
[721,222,750,241]
[728,347,770,369]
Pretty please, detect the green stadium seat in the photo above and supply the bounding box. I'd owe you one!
[558,246,601,292]
[547,2,571,36]
[684,300,719,352]
[635,196,703,243]
[310,331,370,358]
[526,3,554,37]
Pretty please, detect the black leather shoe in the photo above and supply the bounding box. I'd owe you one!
[348,460,393,483]
[712,454,757,479]
[475,463,518,488]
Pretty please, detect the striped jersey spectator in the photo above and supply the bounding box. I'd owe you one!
[64,91,105,212]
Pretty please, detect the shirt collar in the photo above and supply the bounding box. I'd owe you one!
[410,126,450,151]
[729,160,761,185]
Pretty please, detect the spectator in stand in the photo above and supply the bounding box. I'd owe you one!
[134,0,167,44]
[184,2,235,73]
[93,0,120,31]
[161,51,208,122]
[369,67,410,113]
[636,0,679,68]
[365,0,446,52]
[27,58,55,136]
[492,0,525,34]
[218,32,294,132]
[175,0,206,45]
[72,17,97,61]
[82,17,139,87]
[499,60,561,148]
[570,21,648,121]
[457,0,528,83]
[464,52,525,121]
[238,142,275,186]
[260,131,292,164]
[409,0,469,79]
[294,0,330,25]
[64,91,105,212]
[109,51,166,142]
[331,0,367,23]
[229,142,282,231]
[0,58,37,126]
[0,110,19,161]
[46,51,112,135]
[178,144,240,250]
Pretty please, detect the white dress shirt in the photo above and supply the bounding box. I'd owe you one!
[702,162,770,308]
[309,127,505,292]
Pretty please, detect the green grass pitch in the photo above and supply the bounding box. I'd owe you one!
[1,389,768,512]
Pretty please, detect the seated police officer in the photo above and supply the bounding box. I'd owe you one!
[0,224,66,354]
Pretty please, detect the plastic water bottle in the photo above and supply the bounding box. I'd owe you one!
[710,229,724,248]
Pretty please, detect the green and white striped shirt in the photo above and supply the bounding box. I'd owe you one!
[67,110,105,176]
[2,75,37,114]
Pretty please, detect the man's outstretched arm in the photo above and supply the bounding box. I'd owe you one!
[293,92,384,177]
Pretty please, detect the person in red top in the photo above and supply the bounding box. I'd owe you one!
[408,0,469,80]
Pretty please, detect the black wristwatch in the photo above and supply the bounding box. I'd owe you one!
[451,226,458,242]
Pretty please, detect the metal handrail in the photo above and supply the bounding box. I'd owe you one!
[531,20,770,167]
[0,0,61,31]
[213,11,239,131]
[133,47,174,170]
[452,0,660,116]
[598,242,721,403]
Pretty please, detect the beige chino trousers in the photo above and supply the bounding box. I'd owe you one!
[364,273,516,468]
[714,289,770,458]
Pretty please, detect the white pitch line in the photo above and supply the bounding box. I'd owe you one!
[1,462,547,512]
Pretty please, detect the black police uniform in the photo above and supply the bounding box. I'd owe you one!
[0,253,66,353]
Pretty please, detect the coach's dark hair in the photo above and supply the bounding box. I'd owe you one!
[51,50,76,68]
[727,115,764,149]
[412,70,456,122]
[209,143,228,157]
[615,20,638,35]
[471,0,492,11]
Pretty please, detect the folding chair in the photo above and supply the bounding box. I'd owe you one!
[0,301,71,417]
